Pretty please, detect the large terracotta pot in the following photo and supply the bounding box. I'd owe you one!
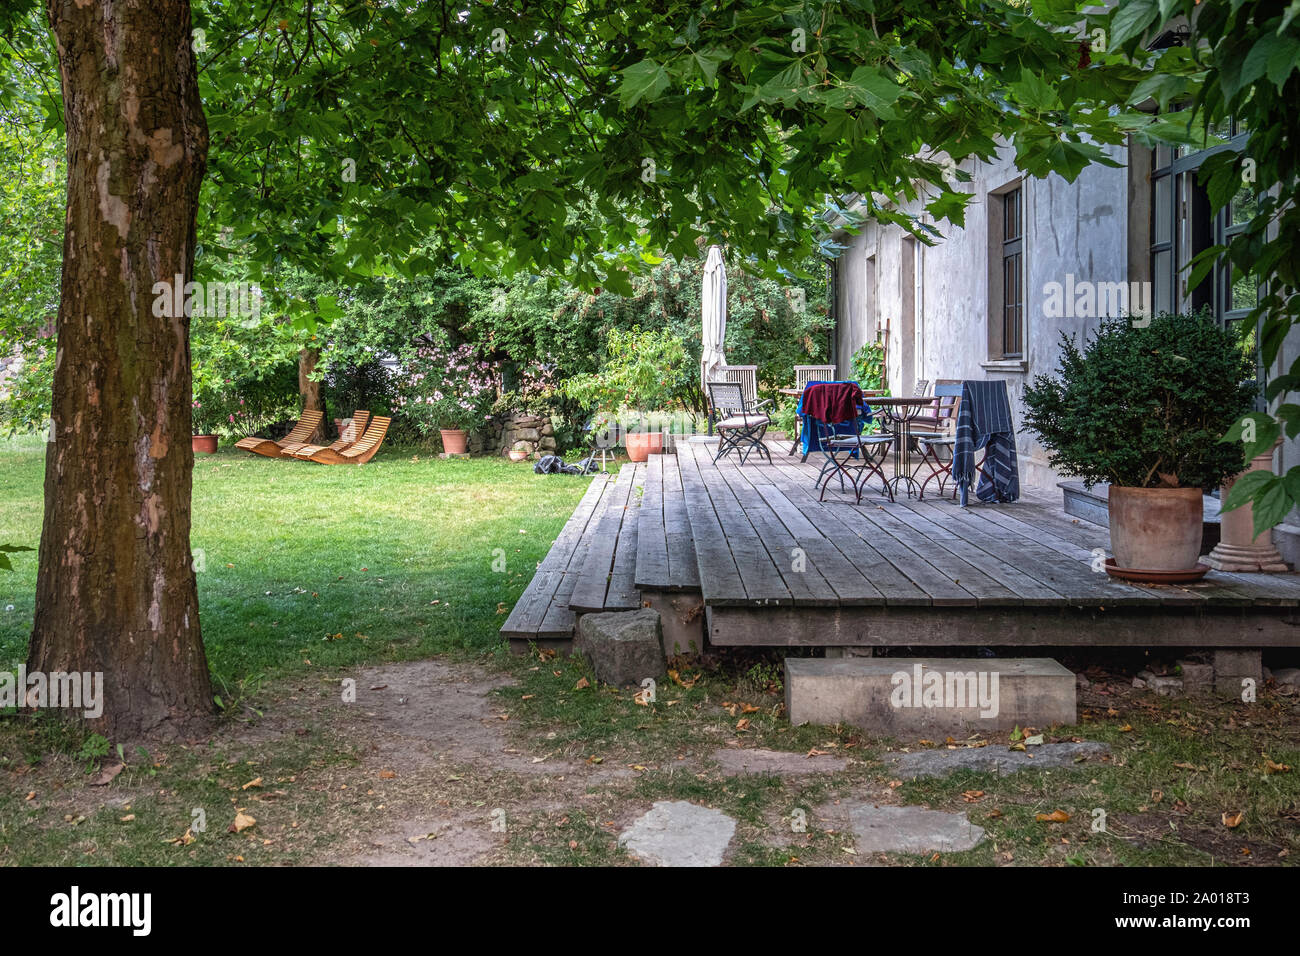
[625,431,664,462]
[1108,485,1203,573]
[440,428,468,455]
[192,434,218,454]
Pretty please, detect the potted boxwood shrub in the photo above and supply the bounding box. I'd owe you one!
[563,327,685,463]
[1023,312,1255,581]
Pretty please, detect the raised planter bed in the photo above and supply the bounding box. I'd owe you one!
[1058,480,1221,554]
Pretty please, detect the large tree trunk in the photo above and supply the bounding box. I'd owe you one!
[299,348,324,442]
[31,0,213,739]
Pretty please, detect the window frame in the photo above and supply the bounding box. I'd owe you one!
[1149,124,1256,328]
[1000,186,1024,360]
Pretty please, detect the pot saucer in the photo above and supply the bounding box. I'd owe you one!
[1103,558,1210,584]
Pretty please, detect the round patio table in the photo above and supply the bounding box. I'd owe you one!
[865,396,940,498]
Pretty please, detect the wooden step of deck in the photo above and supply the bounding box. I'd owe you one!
[785,657,1076,734]
[634,454,701,592]
[500,472,612,650]
[569,463,644,614]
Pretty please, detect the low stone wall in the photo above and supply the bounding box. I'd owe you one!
[481,411,558,460]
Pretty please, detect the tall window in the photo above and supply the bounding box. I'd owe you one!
[1149,119,1258,329]
[1001,187,1024,358]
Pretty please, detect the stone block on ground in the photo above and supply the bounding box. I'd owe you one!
[575,608,666,686]
[1177,661,1214,694]
[712,747,848,776]
[1137,670,1183,697]
[884,741,1110,779]
[618,801,736,866]
[1214,649,1263,696]
[1273,667,1300,689]
[785,657,1075,736]
[846,804,985,855]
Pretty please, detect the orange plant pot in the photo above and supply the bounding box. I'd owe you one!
[440,429,469,455]
[625,431,664,462]
[192,435,218,454]
[1108,485,1203,574]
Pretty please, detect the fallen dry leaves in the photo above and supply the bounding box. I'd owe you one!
[88,763,124,787]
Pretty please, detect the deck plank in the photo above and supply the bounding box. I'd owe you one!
[900,497,1154,607]
[749,483,887,605]
[851,500,1026,606]
[717,462,843,606]
[691,448,794,605]
[633,455,671,590]
[569,464,639,613]
[758,454,937,606]
[661,454,702,589]
[604,467,645,610]
[677,445,749,604]
[501,474,611,640]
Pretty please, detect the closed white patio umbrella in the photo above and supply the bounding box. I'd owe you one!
[700,244,727,395]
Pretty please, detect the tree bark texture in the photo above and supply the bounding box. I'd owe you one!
[31,0,213,738]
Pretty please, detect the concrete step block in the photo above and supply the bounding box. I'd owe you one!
[785,657,1076,736]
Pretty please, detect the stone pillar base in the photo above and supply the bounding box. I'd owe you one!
[1202,542,1290,573]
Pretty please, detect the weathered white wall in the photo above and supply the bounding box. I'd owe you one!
[835,141,1131,491]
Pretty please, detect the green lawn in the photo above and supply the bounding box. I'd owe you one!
[0,434,589,690]
[1,435,1298,867]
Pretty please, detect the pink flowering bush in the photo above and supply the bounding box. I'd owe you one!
[394,341,501,434]
[191,371,256,435]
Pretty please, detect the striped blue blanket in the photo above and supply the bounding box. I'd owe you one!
[952,380,1020,505]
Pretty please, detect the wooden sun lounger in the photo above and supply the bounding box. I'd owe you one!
[296,415,391,465]
[233,409,324,458]
[284,410,370,458]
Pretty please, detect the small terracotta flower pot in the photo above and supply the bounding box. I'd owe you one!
[625,431,664,462]
[440,429,469,455]
[1108,485,1203,575]
[192,435,218,454]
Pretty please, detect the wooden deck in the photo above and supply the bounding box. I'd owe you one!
[499,463,645,646]
[502,440,1300,651]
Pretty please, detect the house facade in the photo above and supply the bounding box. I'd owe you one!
[829,133,1300,563]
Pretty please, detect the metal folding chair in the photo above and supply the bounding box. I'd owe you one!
[707,381,772,465]
[805,386,893,503]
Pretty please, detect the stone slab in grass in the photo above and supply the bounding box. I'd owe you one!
[618,801,736,867]
[712,747,848,776]
[885,741,1110,779]
[848,804,986,855]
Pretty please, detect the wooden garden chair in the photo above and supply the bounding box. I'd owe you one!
[794,365,837,392]
[707,381,771,465]
[234,409,324,458]
[296,415,392,465]
[708,364,758,435]
[286,411,370,459]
